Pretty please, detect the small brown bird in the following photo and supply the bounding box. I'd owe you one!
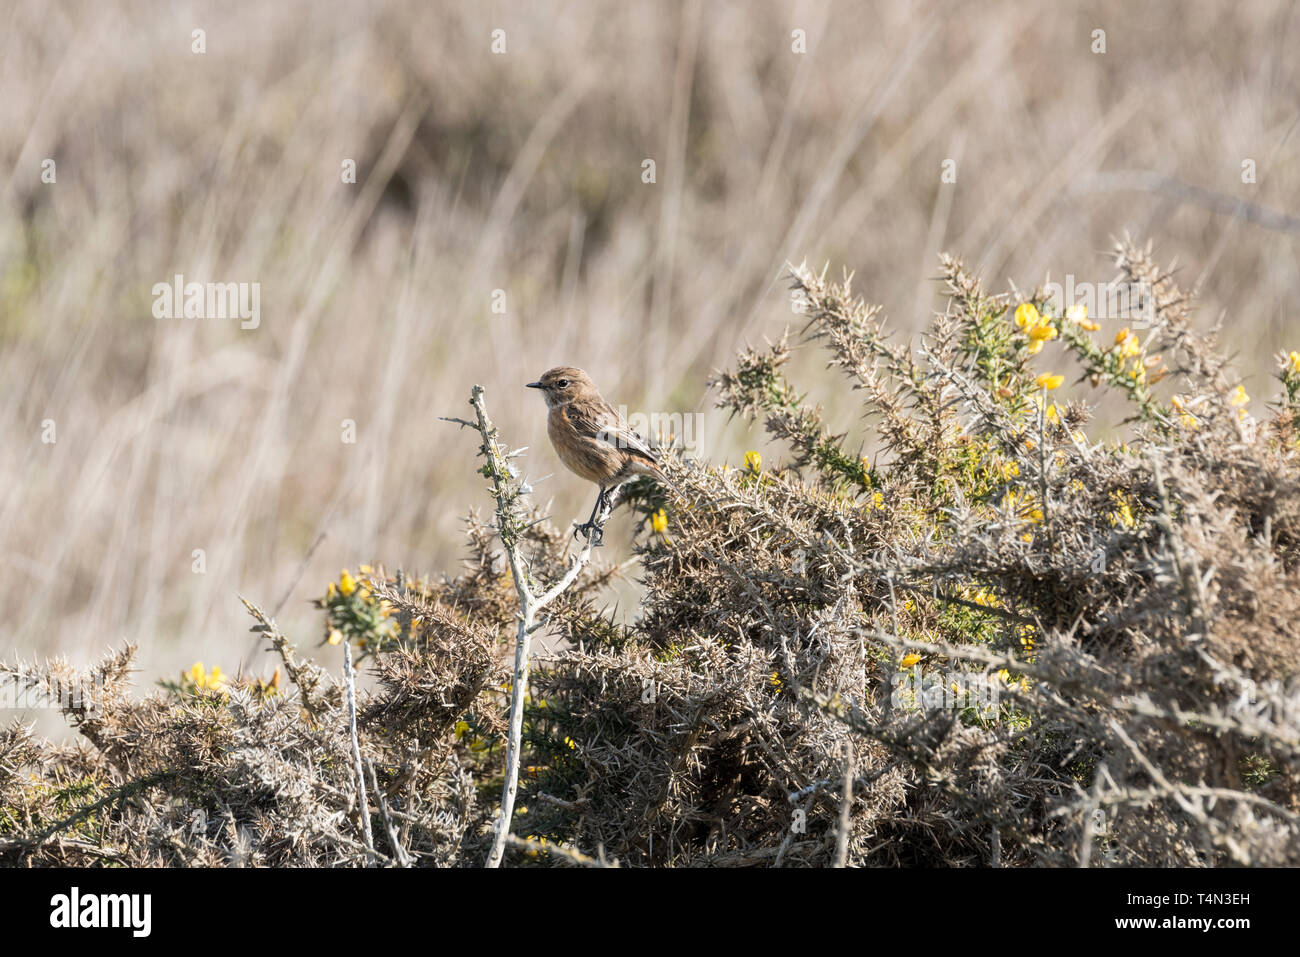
[527,366,668,545]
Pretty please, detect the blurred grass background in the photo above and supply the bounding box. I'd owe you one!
[2,0,1298,681]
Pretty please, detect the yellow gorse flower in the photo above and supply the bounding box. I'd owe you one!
[1114,328,1141,359]
[339,569,357,596]
[900,652,922,668]
[651,508,669,541]
[1108,490,1139,529]
[185,662,227,691]
[961,585,1001,607]
[1065,303,1099,331]
[1002,489,1043,525]
[744,450,762,473]
[1014,302,1057,354]
[1171,395,1200,429]
[1036,373,1064,391]
[1018,626,1036,652]
[1288,351,1300,375]
[1229,384,1250,420]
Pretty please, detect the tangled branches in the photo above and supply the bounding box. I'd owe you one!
[5,240,1298,867]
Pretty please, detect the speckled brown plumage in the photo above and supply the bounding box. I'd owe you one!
[527,366,668,543]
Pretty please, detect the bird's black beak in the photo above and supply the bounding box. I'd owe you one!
[526,381,544,389]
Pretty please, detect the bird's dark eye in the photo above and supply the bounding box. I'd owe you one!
[557,379,569,387]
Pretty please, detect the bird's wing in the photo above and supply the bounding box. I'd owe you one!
[565,400,658,462]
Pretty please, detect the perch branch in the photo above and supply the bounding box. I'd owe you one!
[342,637,375,863]
[449,385,611,868]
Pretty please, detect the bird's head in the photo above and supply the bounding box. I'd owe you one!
[526,366,594,409]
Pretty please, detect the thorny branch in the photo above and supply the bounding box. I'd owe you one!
[447,384,612,868]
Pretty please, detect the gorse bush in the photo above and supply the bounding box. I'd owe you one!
[4,238,1298,867]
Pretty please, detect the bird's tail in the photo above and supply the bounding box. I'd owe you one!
[648,461,689,502]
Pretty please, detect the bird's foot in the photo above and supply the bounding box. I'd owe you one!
[573,521,606,547]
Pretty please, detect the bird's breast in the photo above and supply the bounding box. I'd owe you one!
[549,407,622,484]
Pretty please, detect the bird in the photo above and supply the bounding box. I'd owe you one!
[526,366,671,545]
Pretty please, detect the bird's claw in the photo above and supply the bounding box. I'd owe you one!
[574,521,605,547]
